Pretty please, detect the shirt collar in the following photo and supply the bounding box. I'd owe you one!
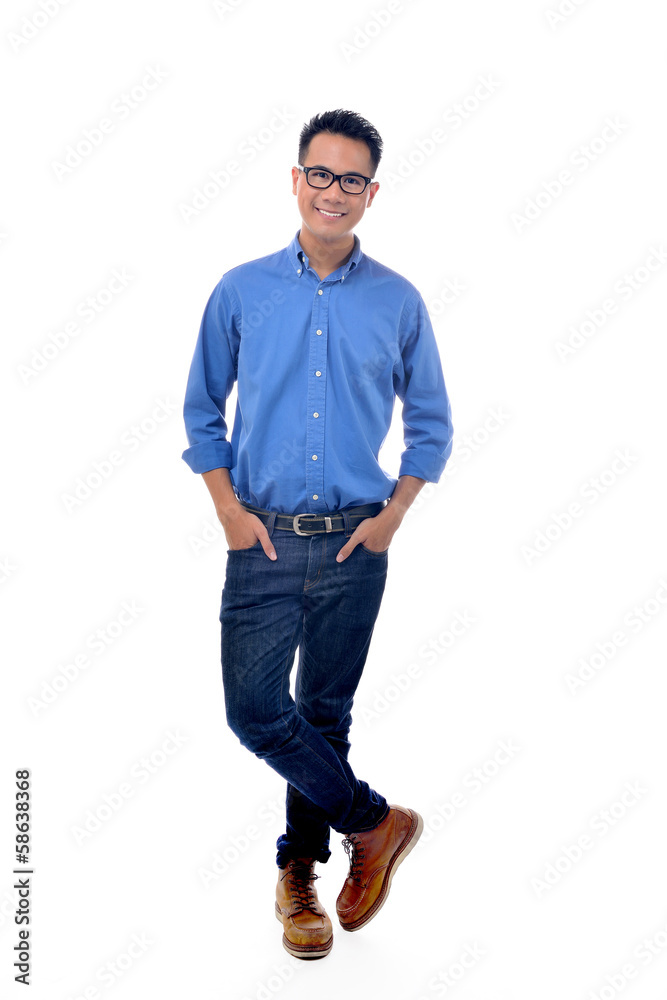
[287,229,363,280]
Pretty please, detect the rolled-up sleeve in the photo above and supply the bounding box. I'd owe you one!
[181,276,240,474]
[393,292,453,483]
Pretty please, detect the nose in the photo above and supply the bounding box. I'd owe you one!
[320,180,346,204]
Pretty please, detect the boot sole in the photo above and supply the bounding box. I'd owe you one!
[274,903,333,959]
[338,808,424,932]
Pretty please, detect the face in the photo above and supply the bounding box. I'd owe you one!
[291,132,380,245]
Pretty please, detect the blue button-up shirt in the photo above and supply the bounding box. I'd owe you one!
[182,231,453,514]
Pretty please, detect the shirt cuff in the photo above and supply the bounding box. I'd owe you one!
[399,447,451,484]
[181,441,233,474]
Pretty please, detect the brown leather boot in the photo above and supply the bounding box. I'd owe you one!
[336,804,423,931]
[275,858,333,959]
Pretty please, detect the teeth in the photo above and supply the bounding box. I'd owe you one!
[318,209,342,217]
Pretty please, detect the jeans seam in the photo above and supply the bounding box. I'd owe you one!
[303,537,326,591]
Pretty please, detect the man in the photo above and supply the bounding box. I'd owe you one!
[182,109,453,960]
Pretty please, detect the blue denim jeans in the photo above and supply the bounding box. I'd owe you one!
[220,518,389,868]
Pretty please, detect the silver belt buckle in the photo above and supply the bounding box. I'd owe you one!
[292,514,333,536]
[292,514,312,536]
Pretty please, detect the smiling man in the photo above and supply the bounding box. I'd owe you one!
[182,109,453,960]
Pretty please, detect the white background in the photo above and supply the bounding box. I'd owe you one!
[2,1,667,998]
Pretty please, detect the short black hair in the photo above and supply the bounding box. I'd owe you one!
[298,109,383,177]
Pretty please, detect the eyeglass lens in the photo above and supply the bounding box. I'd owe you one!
[307,169,367,193]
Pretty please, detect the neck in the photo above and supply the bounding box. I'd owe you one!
[298,229,355,279]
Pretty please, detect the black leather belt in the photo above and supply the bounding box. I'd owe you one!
[239,500,385,536]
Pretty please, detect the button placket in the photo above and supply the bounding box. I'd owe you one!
[306,285,328,511]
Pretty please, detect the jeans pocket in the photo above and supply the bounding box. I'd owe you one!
[227,539,262,553]
[360,543,389,556]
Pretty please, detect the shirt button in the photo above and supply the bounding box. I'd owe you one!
[313,412,319,418]
[315,371,321,377]
[318,289,323,295]
[341,275,345,281]
[297,268,302,275]
[312,455,318,461]
[316,329,322,335]
[312,494,319,500]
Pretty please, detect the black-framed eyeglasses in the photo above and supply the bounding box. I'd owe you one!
[297,164,373,195]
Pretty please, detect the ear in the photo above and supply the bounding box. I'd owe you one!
[291,166,300,195]
[366,180,380,208]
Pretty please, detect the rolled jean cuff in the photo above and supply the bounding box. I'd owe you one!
[276,837,332,868]
[342,801,390,836]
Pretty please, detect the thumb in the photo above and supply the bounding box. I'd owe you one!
[258,527,277,561]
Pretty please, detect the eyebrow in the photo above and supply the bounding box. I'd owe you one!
[308,163,366,175]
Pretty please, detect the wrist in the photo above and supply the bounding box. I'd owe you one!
[385,476,426,522]
[379,501,406,528]
[215,497,244,522]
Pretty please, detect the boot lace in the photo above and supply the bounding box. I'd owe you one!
[342,835,366,885]
[280,861,321,914]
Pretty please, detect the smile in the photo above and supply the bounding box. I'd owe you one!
[315,207,344,218]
